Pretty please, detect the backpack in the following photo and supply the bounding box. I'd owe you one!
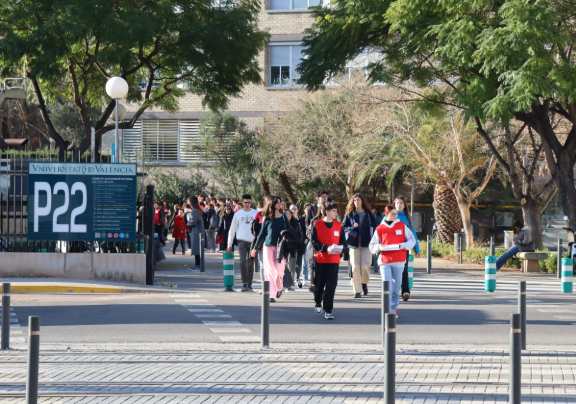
[154,208,162,225]
[209,214,219,229]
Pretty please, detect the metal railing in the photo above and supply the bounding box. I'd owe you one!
[1,147,147,253]
[1,77,26,92]
[541,189,561,234]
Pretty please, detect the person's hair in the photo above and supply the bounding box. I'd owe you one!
[316,189,328,198]
[220,205,233,217]
[345,193,371,215]
[314,202,327,219]
[233,198,239,204]
[242,194,252,200]
[257,201,264,209]
[289,204,299,215]
[197,194,204,198]
[154,201,160,206]
[263,195,283,218]
[174,204,182,211]
[372,207,380,215]
[190,197,203,216]
[177,209,184,215]
[304,203,311,208]
[383,205,396,216]
[325,202,339,213]
[285,209,292,219]
[207,203,214,209]
[394,196,412,228]
[513,220,523,234]
[185,204,191,209]
[163,200,169,208]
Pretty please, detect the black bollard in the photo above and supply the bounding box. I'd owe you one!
[557,239,562,279]
[427,235,432,274]
[510,313,521,404]
[1,283,10,350]
[458,234,463,264]
[200,233,205,273]
[518,281,526,350]
[384,313,396,404]
[26,316,40,404]
[490,237,495,256]
[381,281,390,348]
[261,281,270,348]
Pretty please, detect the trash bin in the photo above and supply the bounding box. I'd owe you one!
[504,230,514,249]
[454,233,466,252]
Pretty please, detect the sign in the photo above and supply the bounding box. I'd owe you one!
[27,163,137,242]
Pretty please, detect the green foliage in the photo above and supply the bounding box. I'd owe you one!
[420,241,522,269]
[144,167,207,208]
[0,148,110,162]
[47,100,101,147]
[185,112,258,199]
[0,0,269,149]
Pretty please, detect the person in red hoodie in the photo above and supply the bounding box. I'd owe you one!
[172,209,190,255]
[369,205,416,319]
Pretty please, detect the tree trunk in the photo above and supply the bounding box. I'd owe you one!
[521,199,544,250]
[556,152,576,236]
[455,198,474,248]
[433,185,462,243]
[260,175,270,196]
[279,172,297,204]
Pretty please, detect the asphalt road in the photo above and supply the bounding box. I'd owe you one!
[4,263,576,347]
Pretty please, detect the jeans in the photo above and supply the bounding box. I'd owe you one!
[496,246,519,270]
[303,243,311,281]
[314,262,339,313]
[206,228,216,250]
[257,250,265,281]
[380,264,404,311]
[238,240,255,287]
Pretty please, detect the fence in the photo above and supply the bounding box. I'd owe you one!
[0,147,148,254]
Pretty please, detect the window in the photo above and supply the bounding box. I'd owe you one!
[270,45,303,86]
[270,0,322,10]
[325,49,383,86]
[122,119,203,163]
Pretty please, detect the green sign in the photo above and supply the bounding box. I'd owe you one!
[27,163,137,242]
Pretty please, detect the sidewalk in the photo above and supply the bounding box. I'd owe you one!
[0,278,190,294]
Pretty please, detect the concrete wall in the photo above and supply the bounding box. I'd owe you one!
[0,253,146,285]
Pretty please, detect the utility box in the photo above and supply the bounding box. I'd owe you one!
[412,211,424,233]
[454,233,466,252]
[496,212,514,227]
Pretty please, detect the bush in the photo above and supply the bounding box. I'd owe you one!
[420,241,521,268]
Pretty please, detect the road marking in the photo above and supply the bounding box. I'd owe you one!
[507,300,542,303]
[181,304,217,307]
[202,321,242,325]
[538,309,575,313]
[9,330,23,334]
[0,337,25,343]
[527,305,559,307]
[187,309,224,313]
[169,294,201,298]
[210,328,251,333]
[195,314,232,318]
[554,316,576,320]
[218,336,261,342]
[174,299,208,303]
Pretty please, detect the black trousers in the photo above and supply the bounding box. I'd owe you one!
[401,251,410,295]
[314,262,339,313]
[173,238,186,253]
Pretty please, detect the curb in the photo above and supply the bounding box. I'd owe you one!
[9,285,191,294]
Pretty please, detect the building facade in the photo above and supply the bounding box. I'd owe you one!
[115,0,319,174]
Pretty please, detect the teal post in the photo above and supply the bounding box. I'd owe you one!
[223,252,235,292]
[407,254,414,289]
[485,255,497,292]
[561,258,573,293]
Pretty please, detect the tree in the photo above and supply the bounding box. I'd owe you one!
[144,167,208,208]
[0,0,268,155]
[47,100,101,147]
[186,112,258,199]
[298,0,576,232]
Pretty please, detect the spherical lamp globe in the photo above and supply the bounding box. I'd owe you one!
[105,77,129,99]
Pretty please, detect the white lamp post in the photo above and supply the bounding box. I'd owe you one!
[105,77,129,163]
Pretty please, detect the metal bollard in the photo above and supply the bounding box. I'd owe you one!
[223,251,235,292]
[485,256,497,292]
[384,313,396,404]
[510,313,521,404]
[261,281,270,348]
[407,254,414,289]
[557,239,563,279]
[561,258,573,293]
[518,281,526,350]
[26,316,40,404]
[426,235,432,274]
[490,237,495,256]
[458,234,463,264]
[381,280,390,348]
[200,233,205,273]
[1,283,10,350]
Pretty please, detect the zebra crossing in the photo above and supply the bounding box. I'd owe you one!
[169,294,261,343]
[0,307,25,345]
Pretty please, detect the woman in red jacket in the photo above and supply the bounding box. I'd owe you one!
[172,209,190,255]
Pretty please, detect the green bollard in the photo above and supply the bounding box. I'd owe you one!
[561,258,573,293]
[407,254,414,289]
[223,252,235,292]
[485,255,497,292]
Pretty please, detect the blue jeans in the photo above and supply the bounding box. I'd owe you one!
[303,243,311,281]
[496,246,519,270]
[380,264,404,311]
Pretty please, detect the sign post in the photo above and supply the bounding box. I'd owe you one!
[27,163,137,242]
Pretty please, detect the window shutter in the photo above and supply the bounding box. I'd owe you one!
[179,120,202,163]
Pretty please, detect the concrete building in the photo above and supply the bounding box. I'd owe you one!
[116,0,322,175]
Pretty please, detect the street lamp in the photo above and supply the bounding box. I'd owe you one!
[105,77,129,163]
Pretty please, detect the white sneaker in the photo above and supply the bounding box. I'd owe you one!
[324,311,334,320]
[315,305,322,314]
[188,266,200,272]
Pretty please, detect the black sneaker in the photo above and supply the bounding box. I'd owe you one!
[248,286,254,292]
[276,290,282,298]
[270,298,276,303]
[241,284,249,292]
[354,293,361,298]
[324,311,334,320]
[315,305,322,314]
[309,286,314,293]
[297,279,303,289]
[362,284,368,296]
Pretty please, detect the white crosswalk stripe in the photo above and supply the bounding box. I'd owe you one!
[0,307,25,344]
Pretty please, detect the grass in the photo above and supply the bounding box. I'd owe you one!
[419,241,567,272]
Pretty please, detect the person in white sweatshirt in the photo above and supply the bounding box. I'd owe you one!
[369,205,416,319]
[227,194,257,292]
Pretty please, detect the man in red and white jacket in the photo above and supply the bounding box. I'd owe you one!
[369,205,416,319]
